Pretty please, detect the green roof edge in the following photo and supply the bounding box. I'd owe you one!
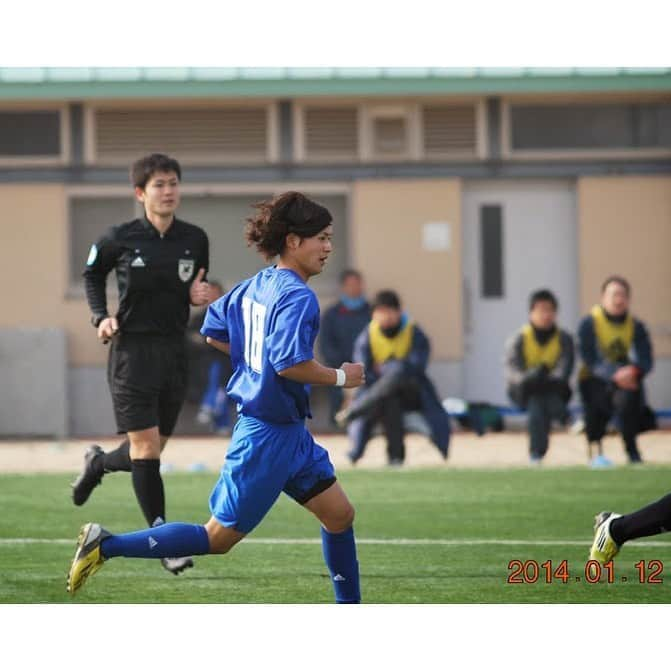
[1,72,671,100]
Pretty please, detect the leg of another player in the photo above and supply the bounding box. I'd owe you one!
[129,427,166,527]
[527,395,549,462]
[304,482,361,604]
[613,388,643,463]
[609,493,671,546]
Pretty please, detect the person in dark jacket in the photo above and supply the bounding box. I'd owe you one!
[504,289,574,464]
[336,290,450,465]
[319,270,371,425]
[186,281,235,434]
[578,276,655,463]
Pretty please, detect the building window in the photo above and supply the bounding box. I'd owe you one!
[90,106,274,164]
[300,106,359,161]
[69,196,136,288]
[422,104,478,157]
[510,102,671,152]
[0,109,67,164]
[480,205,504,298]
[372,116,408,156]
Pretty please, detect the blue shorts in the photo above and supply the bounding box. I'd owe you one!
[209,415,337,534]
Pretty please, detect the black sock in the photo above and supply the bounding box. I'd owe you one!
[131,459,166,527]
[610,493,671,545]
[102,439,132,473]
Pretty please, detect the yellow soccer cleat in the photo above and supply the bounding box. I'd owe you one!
[589,511,622,564]
[66,522,111,595]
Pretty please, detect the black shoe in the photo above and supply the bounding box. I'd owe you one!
[71,445,104,506]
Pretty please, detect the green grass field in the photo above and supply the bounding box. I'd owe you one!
[2,466,671,604]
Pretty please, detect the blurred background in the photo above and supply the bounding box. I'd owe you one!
[0,66,670,438]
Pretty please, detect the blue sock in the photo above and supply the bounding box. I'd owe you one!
[101,523,210,559]
[320,526,361,604]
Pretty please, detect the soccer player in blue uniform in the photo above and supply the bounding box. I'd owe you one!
[67,192,365,604]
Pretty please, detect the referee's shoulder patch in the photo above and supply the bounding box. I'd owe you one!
[86,244,98,266]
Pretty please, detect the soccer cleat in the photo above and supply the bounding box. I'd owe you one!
[71,444,104,506]
[589,511,622,564]
[67,522,111,595]
[161,556,195,575]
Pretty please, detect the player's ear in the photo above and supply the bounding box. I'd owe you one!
[134,186,145,203]
[286,232,301,251]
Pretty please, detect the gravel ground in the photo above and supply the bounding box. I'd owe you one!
[1,430,669,473]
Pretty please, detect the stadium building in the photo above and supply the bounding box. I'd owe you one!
[0,67,670,436]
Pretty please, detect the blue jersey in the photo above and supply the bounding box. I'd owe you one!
[201,267,320,424]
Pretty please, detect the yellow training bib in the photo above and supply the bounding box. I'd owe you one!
[369,320,415,365]
[521,324,561,370]
[590,304,634,363]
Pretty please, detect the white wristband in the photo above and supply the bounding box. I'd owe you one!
[335,368,346,387]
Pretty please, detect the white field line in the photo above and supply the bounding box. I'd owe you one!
[2,537,671,547]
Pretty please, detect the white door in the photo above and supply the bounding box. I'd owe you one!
[462,180,578,405]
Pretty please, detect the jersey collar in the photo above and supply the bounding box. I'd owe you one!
[142,214,179,238]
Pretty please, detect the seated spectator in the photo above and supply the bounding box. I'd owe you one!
[320,269,371,426]
[336,290,450,465]
[578,276,656,463]
[505,289,574,464]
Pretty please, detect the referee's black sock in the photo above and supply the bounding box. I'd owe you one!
[610,493,671,545]
[131,458,166,527]
[102,439,132,473]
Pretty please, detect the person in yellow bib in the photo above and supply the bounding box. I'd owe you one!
[336,290,450,465]
[505,289,575,464]
[578,276,655,463]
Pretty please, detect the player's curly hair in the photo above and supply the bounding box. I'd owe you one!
[245,191,332,261]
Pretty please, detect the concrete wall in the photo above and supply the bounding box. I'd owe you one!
[351,178,463,361]
[0,328,67,436]
[0,184,106,366]
[578,176,671,409]
[578,176,671,357]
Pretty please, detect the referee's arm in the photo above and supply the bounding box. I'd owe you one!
[83,230,120,322]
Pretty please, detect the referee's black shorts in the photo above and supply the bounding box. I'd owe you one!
[107,333,188,436]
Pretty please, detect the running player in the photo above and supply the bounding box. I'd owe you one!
[66,192,365,604]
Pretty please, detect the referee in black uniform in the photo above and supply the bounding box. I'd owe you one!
[72,153,213,575]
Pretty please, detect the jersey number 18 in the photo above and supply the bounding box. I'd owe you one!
[242,297,267,373]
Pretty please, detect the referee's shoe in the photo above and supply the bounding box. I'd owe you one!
[67,522,110,595]
[71,445,104,506]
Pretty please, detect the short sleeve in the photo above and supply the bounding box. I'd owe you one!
[200,294,230,342]
[267,290,319,372]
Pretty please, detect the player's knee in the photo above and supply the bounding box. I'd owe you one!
[325,503,355,533]
[205,518,243,554]
[129,440,161,459]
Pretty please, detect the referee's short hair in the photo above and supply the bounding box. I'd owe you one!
[131,154,182,189]
[529,289,558,311]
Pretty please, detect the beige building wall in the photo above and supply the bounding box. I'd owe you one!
[0,184,107,366]
[578,176,671,357]
[351,178,463,360]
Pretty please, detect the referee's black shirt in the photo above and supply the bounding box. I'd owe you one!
[84,216,209,336]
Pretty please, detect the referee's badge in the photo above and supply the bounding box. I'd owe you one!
[178,258,195,282]
[86,244,98,266]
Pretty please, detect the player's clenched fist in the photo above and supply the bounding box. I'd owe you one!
[341,362,365,388]
[97,316,119,342]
